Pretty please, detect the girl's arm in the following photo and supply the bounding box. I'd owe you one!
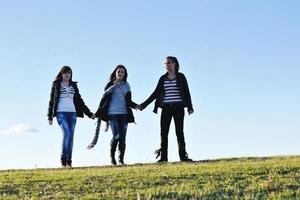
[47,82,56,121]
[75,84,93,118]
[140,76,163,109]
[181,74,194,113]
[125,92,138,108]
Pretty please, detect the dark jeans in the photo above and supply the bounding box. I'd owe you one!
[109,114,128,143]
[160,103,187,160]
[109,114,128,163]
[56,112,77,162]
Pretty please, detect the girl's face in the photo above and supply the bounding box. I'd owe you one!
[116,68,125,81]
[165,59,176,72]
[61,71,72,81]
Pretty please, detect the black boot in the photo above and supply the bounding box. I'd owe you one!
[179,144,193,162]
[156,133,168,162]
[61,158,67,167]
[66,159,72,167]
[180,153,193,162]
[118,141,126,165]
[155,147,168,163]
[110,140,118,165]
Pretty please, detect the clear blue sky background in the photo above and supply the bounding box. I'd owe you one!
[0,0,299,169]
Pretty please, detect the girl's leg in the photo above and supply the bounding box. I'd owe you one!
[65,112,77,166]
[173,104,192,161]
[109,115,120,140]
[159,105,173,161]
[118,115,128,165]
[109,115,119,165]
[56,112,71,166]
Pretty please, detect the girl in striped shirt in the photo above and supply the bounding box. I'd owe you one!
[140,56,194,162]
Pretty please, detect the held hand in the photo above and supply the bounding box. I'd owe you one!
[188,110,194,115]
[133,105,140,111]
[48,120,53,125]
[86,143,96,149]
[137,104,144,111]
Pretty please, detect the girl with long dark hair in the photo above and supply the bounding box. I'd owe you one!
[139,56,194,162]
[93,65,138,165]
[48,66,94,167]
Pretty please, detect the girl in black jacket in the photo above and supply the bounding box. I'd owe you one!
[140,56,194,162]
[93,65,138,165]
[48,66,93,167]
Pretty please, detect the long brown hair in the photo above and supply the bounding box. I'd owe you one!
[55,66,73,82]
[108,64,128,83]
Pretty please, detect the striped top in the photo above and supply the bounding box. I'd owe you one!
[57,82,76,112]
[163,79,182,104]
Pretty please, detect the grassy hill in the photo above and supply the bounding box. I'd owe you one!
[0,156,299,199]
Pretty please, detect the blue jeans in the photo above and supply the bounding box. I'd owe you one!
[56,112,77,161]
[109,114,128,143]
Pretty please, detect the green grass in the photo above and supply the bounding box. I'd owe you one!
[0,156,299,199]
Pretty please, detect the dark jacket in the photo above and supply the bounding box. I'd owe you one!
[47,80,93,120]
[94,82,137,123]
[141,72,194,113]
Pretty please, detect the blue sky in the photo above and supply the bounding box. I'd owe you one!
[0,0,299,169]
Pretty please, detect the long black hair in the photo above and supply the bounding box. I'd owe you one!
[108,64,128,83]
[54,66,73,82]
[166,56,180,73]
